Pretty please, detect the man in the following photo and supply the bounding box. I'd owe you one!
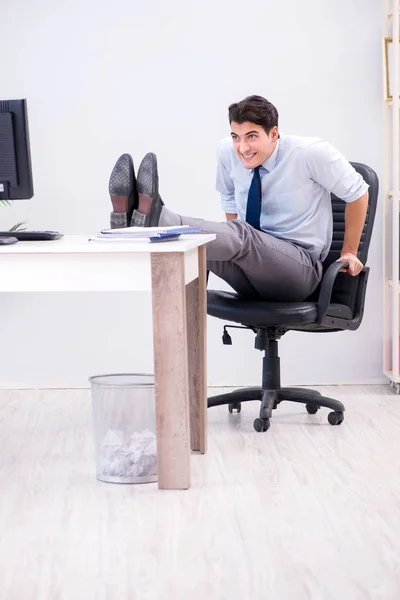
[108,95,369,301]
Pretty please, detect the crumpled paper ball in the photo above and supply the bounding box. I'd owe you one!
[99,428,157,478]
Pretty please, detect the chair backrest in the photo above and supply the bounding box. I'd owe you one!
[319,162,378,310]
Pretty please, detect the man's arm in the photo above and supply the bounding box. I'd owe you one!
[216,141,237,217]
[339,191,368,276]
[305,141,369,277]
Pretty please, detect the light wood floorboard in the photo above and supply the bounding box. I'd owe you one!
[0,385,400,600]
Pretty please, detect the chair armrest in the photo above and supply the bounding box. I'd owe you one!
[316,261,349,323]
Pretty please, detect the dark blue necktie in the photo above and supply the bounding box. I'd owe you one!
[245,166,262,230]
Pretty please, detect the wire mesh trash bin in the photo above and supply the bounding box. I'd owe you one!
[89,373,157,484]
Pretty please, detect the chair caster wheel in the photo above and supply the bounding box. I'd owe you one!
[306,404,320,415]
[328,411,344,426]
[253,417,270,432]
[228,402,241,413]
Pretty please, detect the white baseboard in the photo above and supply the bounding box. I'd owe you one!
[0,378,390,390]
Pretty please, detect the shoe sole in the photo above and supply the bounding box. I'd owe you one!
[136,153,163,227]
[108,154,138,224]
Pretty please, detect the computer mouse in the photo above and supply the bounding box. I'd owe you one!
[0,237,18,245]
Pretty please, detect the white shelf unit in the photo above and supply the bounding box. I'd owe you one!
[383,0,400,391]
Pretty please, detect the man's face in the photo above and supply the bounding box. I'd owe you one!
[230,121,279,169]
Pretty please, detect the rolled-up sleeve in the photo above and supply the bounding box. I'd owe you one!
[216,146,237,214]
[306,141,369,203]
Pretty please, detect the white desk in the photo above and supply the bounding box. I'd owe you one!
[0,234,215,490]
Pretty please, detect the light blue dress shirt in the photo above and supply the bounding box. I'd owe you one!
[216,133,369,261]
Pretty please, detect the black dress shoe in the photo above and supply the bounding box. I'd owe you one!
[136,152,164,227]
[108,153,138,227]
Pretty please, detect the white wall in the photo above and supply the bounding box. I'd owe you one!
[0,0,383,388]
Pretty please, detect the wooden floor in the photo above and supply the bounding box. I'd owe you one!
[1,385,400,599]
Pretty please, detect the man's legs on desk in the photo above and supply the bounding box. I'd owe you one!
[108,152,322,301]
[158,209,321,301]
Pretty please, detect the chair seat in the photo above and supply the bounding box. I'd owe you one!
[207,290,353,326]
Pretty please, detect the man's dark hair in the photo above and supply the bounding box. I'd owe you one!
[228,95,279,134]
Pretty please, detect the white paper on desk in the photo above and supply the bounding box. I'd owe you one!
[101,225,193,236]
[89,234,152,242]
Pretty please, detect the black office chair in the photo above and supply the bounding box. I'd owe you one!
[207,163,378,432]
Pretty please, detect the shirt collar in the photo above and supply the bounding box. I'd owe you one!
[260,138,280,172]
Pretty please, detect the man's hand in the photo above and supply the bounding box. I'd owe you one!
[338,192,368,277]
[336,252,363,276]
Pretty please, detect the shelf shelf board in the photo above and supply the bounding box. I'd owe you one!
[383,100,400,107]
[387,280,400,289]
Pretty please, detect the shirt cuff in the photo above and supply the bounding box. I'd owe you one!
[343,180,369,203]
[220,195,237,214]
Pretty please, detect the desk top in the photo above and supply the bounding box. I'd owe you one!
[0,234,216,255]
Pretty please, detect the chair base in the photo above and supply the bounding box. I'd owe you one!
[207,329,345,432]
[207,386,345,432]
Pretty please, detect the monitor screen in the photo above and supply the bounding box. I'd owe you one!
[0,99,33,201]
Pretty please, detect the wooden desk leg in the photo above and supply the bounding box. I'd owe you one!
[186,245,208,454]
[151,252,190,490]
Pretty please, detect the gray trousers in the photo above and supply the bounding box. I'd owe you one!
[111,210,323,301]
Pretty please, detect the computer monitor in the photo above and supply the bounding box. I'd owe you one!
[0,98,33,201]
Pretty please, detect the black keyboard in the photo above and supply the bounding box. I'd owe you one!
[0,231,63,241]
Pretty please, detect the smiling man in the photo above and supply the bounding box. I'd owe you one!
[109,95,369,301]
